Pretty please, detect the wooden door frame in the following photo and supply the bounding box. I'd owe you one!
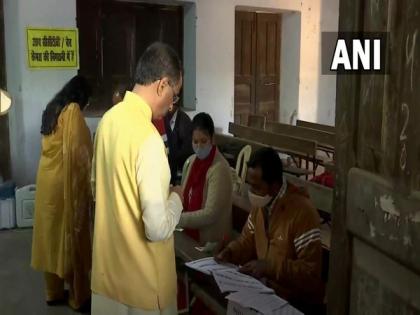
[327,0,362,314]
[330,0,420,313]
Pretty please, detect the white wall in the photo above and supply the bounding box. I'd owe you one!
[4,0,77,186]
[181,0,338,129]
[297,0,322,124]
[5,0,339,185]
[185,0,302,130]
[279,11,301,124]
[316,0,339,125]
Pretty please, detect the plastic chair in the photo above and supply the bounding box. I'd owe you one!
[235,145,252,183]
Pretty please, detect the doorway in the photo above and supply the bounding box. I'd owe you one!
[234,10,281,125]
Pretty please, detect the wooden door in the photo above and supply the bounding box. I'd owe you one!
[77,1,183,115]
[255,13,281,122]
[134,5,184,105]
[76,0,103,114]
[0,0,11,180]
[102,2,136,105]
[234,11,256,125]
[328,0,420,314]
[234,11,280,125]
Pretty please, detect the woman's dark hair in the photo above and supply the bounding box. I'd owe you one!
[247,147,283,185]
[41,75,91,135]
[134,42,182,86]
[192,112,215,137]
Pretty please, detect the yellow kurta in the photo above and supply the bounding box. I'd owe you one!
[31,103,93,308]
[91,92,182,312]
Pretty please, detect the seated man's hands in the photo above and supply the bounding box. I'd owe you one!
[214,246,233,264]
[239,260,268,279]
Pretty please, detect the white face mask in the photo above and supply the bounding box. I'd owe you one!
[193,144,212,160]
[248,191,272,208]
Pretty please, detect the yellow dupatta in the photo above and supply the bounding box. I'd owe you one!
[31,103,93,307]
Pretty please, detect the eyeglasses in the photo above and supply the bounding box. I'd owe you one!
[170,85,180,104]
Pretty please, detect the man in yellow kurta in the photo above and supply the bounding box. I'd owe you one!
[91,42,184,315]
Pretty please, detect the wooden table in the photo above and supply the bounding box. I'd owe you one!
[174,232,227,314]
[174,231,207,262]
[228,123,323,178]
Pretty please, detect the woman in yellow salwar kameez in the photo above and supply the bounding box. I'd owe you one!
[31,75,93,311]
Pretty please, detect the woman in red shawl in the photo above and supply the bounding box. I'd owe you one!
[177,113,232,314]
[179,113,232,245]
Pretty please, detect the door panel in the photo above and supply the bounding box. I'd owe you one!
[234,11,256,125]
[76,0,102,112]
[347,168,420,275]
[350,239,420,315]
[77,1,183,114]
[234,11,281,124]
[255,13,280,122]
[329,0,420,314]
[102,2,136,106]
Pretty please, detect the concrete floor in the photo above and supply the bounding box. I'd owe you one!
[0,229,90,315]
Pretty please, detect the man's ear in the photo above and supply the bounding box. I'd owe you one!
[156,79,164,97]
[157,77,171,97]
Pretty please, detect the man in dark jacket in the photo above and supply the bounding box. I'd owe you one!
[164,103,193,184]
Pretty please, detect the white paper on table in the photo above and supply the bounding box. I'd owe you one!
[226,290,288,314]
[227,301,259,315]
[213,269,274,294]
[185,257,238,276]
[273,304,304,315]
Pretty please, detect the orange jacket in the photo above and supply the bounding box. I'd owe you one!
[227,182,324,305]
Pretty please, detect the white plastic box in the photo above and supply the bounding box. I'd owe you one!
[15,185,36,228]
[0,199,16,229]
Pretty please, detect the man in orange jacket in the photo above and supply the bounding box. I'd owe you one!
[216,147,324,312]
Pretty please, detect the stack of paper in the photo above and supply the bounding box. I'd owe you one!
[212,269,274,294]
[185,258,304,314]
[226,290,287,314]
[273,305,304,315]
[227,300,303,315]
[185,257,237,276]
